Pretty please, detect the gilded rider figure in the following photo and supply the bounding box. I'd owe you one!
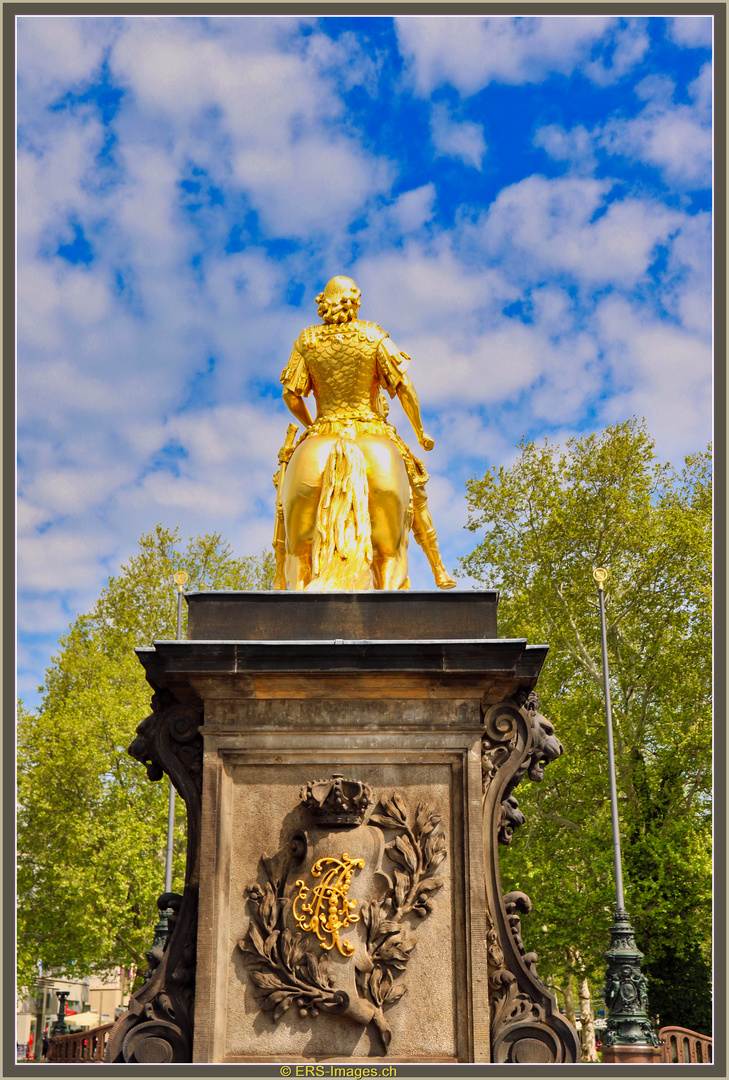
[272,276,456,592]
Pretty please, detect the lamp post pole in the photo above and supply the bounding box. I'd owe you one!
[165,571,188,896]
[594,568,625,913]
[150,569,189,958]
[592,568,659,1063]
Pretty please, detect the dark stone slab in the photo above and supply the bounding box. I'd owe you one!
[185,590,498,642]
[136,637,546,680]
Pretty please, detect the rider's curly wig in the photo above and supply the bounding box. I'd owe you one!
[316,281,362,324]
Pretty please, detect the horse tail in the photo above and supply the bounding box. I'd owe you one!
[307,437,373,590]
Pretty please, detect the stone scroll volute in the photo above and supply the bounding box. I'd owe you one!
[481,692,581,1064]
[105,690,203,1065]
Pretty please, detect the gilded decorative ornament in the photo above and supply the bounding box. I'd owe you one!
[292,854,365,956]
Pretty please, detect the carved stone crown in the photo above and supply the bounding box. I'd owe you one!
[301,774,373,826]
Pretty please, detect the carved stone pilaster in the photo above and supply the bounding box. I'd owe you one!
[105,690,203,1064]
[481,692,581,1064]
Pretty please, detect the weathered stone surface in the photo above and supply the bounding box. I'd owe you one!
[193,723,488,1063]
[223,766,460,1061]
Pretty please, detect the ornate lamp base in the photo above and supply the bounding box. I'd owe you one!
[602,910,660,1060]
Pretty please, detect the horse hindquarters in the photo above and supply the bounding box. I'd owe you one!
[357,434,410,591]
[282,431,410,591]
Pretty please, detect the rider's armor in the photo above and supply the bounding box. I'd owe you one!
[280,319,428,487]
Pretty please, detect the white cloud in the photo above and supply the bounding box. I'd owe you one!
[109,18,395,239]
[351,181,709,465]
[17,16,117,122]
[232,138,394,238]
[536,63,712,188]
[595,295,711,459]
[18,357,117,423]
[395,16,645,96]
[533,123,596,172]
[377,185,437,237]
[469,175,682,287]
[163,404,283,470]
[430,103,486,169]
[689,60,712,114]
[662,211,711,334]
[17,499,50,537]
[23,464,132,517]
[127,473,245,517]
[435,407,512,464]
[417,323,544,404]
[19,525,117,593]
[598,64,711,187]
[355,240,516,343]
[666,17,712,49]
[303,28,384,96]
[582,19,650,86]
[17,595,73,636]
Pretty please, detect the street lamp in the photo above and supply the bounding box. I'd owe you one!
[593,567,660,1064]
[51,990,70,1036]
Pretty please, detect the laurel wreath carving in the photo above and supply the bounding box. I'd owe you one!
[239,790,447,1051]
[241,880,349,1023]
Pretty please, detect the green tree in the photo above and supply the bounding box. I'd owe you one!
[460,420,711,1033]
[17,526,274,993]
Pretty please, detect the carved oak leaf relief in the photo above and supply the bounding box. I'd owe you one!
[238,788,447,1053]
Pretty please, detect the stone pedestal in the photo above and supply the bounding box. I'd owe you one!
[105,592,580,1065]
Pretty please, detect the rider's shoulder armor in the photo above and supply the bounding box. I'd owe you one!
[352,320,387,343]
[297,325,322,352]
[297,320,386,352]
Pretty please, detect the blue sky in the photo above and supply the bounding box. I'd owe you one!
[17,14,713,707]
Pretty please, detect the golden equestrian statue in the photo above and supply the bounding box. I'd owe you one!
[271,276,456,592]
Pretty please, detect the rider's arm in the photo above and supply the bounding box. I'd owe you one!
[283,388,313,429]
[280,342,314,428]
[395,373,434,451]
[376,336,434,451]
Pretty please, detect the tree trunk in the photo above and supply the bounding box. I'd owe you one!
[561,967,575,1028]
[578,977,598,1062]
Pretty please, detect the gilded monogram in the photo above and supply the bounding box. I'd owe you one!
[292,854,365,956]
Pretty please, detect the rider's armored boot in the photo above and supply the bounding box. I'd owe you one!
[421,530,457,590]
[411,492,457,589]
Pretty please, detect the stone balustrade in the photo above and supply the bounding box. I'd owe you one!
[46,1022,115,1062]
[659,1026,712,1064]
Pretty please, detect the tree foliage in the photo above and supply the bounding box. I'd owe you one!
[460,420,711,1032]
[17,527,274,992]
